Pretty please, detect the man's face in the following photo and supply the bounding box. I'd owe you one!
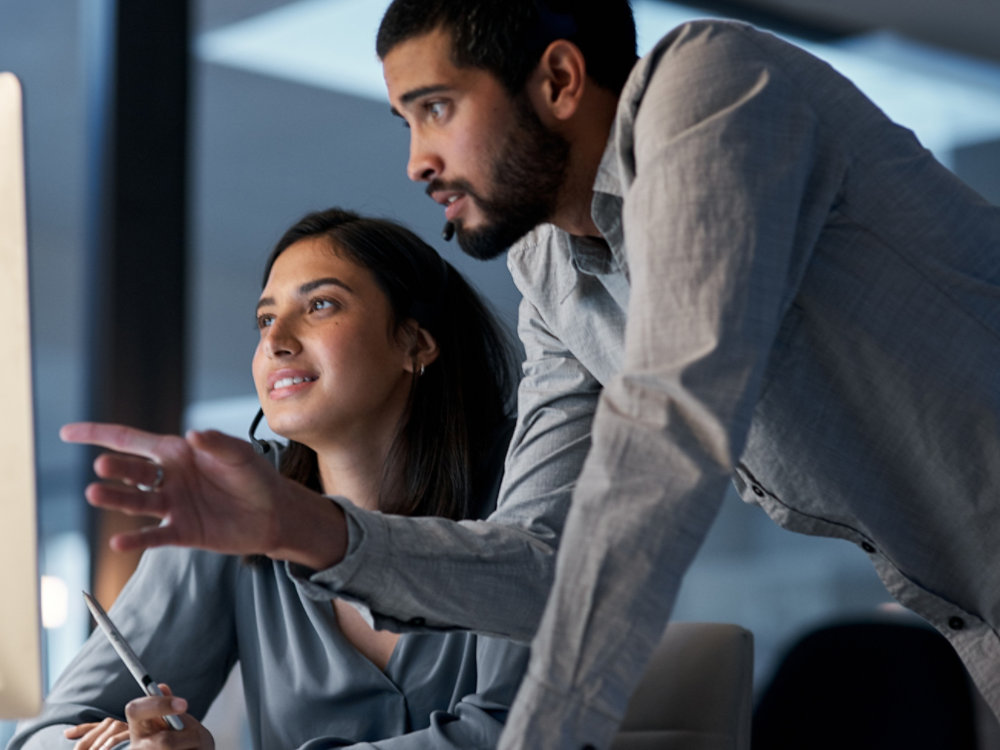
[383,28,569,260]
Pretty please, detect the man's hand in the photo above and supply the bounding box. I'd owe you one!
[60,422,347,568]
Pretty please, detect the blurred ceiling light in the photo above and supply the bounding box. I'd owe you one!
[196,0,1000,160]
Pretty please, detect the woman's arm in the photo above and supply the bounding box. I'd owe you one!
[8,548,238,749]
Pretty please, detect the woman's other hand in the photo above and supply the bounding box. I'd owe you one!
[64,717,128,749]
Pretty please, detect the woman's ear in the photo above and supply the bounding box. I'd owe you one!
[401,322,440,374]
[529,39,587,122]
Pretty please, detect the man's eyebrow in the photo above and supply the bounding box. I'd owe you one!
[256,277,354,311]
[390,84,450,117]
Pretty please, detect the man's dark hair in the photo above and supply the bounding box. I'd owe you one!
[376,0,638,95]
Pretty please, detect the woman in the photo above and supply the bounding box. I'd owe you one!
[10,208,526,749]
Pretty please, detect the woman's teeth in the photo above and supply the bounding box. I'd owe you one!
[272,376,316,390]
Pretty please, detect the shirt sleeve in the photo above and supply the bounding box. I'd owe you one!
[500,23,845,748]
[288,293,600,641]
[8,548,239,749]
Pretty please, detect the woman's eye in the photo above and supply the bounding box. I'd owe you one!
[310,298,337,312]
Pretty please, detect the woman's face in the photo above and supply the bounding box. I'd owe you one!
[252,237,414,451]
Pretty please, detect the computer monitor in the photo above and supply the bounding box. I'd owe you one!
[0,70,43,721]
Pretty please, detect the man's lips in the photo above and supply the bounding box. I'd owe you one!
[430,189,467,221]
[444,194,466,221]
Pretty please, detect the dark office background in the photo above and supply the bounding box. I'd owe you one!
[2,0,999,745]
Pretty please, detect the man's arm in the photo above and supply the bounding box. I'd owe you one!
[500,22,849,748]
[290,293,602,640]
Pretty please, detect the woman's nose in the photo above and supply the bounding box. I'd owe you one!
[263,319,300,358]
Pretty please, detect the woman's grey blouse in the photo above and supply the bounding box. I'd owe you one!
[10,542,528,749]
[10,427,528,749]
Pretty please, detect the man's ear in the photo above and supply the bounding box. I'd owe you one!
[530,39,587,122]
[402,322,440,374]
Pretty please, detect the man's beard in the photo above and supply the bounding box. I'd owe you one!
[454,95,570,261]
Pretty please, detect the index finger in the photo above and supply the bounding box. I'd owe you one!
[60,422,163,459]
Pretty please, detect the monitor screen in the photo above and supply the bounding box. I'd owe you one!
[0,70,43,721]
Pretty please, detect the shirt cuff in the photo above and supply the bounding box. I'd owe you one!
[499,671,622,750]
[284,496,384,605]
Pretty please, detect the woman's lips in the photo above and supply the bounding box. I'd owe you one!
[268,374,318,399]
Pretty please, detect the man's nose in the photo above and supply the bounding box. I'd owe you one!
[406,131,442,183]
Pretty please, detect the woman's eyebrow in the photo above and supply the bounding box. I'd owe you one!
[255,277,354,312]
[299,277,354,295]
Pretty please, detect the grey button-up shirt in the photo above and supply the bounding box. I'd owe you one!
[295,20,1000,749]
[11,437,528,750]
[9,544,529,749]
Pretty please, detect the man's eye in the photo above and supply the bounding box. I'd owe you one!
[256,314,274,330]
[427,101,447,119]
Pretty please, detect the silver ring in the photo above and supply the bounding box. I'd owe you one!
[136,465,164,492]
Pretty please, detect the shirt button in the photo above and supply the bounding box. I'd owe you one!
[751,485,765,497]
[949,616,965,630]
[861,542,876,553]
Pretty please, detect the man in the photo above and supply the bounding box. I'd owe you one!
[67,2,1000,748]
[373,0,1000,747]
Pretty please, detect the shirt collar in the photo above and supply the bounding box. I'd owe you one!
[568,130,626,277]
[592,129,624,199]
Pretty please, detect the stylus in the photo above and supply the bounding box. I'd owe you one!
[82,591,184,731]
